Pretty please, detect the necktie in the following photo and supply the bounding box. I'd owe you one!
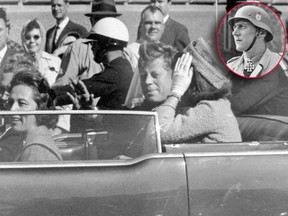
[52,25,59,51]
[54,25,60,44]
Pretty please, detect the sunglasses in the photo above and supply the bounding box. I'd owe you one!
[25,35,41,41]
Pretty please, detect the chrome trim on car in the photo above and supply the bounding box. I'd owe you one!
[0,153,184,169]
[0,110,158,116]
[184,150,288,157]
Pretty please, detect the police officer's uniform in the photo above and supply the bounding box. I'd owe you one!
[227,47,281,77]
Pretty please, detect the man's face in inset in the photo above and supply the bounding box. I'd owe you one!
[141,10,164,42]
[0,18,9,51]
[150,0,170,17]
[232,19,258,52]
[51,0,69,23]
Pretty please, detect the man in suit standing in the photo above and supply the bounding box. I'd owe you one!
[45,0,88,54]
[137,0,190,51]
[0,8,19,92]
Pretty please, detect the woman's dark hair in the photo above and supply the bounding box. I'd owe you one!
[9,68,58,129]
[181,70,231,107]
[0,8,10,30]
[25,19,40,34]
[21,18,46,52]
[3,52,34,74]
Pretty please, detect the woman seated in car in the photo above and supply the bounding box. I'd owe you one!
[8,69,62,161]
[22,19,71,136]
[137,41,241,144]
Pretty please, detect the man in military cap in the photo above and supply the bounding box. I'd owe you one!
[227,4,282,78]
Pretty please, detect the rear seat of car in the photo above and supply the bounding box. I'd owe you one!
[237,115,288,142]
[56,115,288,160]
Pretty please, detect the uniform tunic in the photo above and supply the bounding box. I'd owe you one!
[82,57,133,110]
[227,48,281,77]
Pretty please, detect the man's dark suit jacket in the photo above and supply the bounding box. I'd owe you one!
[0,46,17,90]
[137,16,190,51]
[160,17,190,51]
[45,19,88,54]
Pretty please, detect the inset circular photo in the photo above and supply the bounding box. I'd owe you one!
[217,2,286,78]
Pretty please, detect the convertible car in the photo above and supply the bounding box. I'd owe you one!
[0,110,288,216]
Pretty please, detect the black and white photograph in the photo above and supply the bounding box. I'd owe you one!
[0,0,288,215]
[218,1,286,78]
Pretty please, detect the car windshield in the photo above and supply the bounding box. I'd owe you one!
[0,110,161,162]
[1,109,288,163]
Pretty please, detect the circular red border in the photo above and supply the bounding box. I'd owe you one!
[216,2,287,79]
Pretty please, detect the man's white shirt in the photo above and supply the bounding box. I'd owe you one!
[55,16,69,43]
[0,45,8,64]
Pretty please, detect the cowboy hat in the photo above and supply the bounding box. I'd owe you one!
[85,0,122,17]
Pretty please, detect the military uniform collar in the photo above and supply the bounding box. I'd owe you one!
[227,47,272,77]
[247,48,273,77]
[243,48,265,66]
[231,54,244,73]
[257,47,273,72]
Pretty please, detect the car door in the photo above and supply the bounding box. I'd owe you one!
[0,110,189,216]
[0,154,188,216]
[185,150,288,216]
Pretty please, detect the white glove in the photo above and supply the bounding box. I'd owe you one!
[170,52,193,98]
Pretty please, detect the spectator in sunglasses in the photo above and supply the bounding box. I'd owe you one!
[21,19,71,136]
[21,19,61,86]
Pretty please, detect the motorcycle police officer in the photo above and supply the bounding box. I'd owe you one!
[55,17,133,111]
[227,5,282,78]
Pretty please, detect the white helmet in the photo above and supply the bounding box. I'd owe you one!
[87,17,129,48]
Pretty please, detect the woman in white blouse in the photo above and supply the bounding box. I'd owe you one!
[21,19,70,135]
[21,19,61,86]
